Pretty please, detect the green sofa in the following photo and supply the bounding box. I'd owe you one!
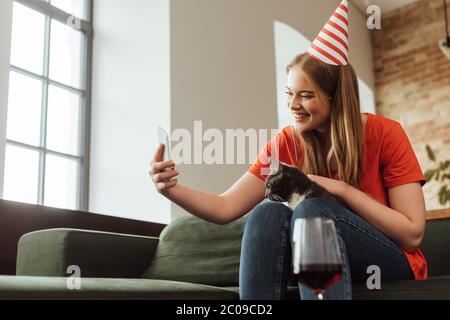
[0,213,450,300]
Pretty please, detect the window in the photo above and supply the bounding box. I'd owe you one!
[3,0,92,210]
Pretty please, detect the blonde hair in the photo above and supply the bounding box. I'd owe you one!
[286,53,363,187]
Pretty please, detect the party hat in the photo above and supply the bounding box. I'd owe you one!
[307,0,350,66]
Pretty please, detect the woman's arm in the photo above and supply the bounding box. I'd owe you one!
[150,145,266,224]
[340,182,425,252]
[308,175,426,253]
[162,173,266,224]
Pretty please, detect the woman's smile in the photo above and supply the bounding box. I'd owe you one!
[293,112,311,123]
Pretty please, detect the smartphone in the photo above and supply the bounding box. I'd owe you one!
[157,126,171,161]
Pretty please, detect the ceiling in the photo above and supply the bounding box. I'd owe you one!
[351,0,422,14]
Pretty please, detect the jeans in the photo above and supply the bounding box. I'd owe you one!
[239,198,414,300]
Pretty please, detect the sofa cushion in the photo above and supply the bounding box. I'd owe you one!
[142,215,244,286]
[17,229,158,278]
[0,276,239,300]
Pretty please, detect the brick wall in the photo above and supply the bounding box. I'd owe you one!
[371,0,450,210]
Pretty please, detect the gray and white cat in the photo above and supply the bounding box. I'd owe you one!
[265,161,346,210]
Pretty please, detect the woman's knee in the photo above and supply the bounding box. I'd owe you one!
[292,197,335,220]
[244,201,292,233]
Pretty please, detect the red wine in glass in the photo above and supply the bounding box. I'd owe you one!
[292,218,343,300]
[294,263,343,296]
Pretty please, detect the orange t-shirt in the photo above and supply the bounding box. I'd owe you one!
[248,112,428,280]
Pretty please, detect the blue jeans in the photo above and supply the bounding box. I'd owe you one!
[239,198,414,300]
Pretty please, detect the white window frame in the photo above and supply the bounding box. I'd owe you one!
[6,0,93,210]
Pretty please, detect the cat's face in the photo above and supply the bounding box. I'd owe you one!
[265,161,309,202]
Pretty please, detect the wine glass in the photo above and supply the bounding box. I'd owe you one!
[292,217,343,300]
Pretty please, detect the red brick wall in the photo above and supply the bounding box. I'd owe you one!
[371,0,450,210]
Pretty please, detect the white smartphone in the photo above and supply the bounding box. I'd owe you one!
[157,126,171,161]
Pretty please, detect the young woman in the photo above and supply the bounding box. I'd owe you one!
[149,1,427,300]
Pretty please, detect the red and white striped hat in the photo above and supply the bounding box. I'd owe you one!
[307,0,350,66]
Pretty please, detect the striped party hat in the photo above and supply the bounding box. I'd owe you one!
[307,0,349,66]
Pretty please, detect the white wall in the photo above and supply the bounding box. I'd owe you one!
[0,0,13,198]
[89,0,171,224]
[274,21,312,129]
[170,0,375,220]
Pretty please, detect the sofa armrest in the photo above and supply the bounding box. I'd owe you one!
[16,229,159,278]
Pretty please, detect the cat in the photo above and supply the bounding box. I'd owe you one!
[265,160,347,211]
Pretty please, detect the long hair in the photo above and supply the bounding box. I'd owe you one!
[286,53,363,187]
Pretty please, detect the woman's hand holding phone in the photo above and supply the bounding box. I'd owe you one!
[149,144,179,193]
